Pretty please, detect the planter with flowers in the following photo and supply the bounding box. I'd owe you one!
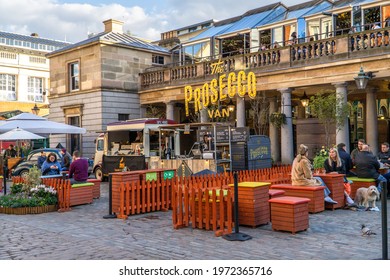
[0,166,58,214]
[312,146,328,173]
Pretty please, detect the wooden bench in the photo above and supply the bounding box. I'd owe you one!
[70,182,94,206]
[269,189,285,220]
[269,196,310,234]
[270,184,325,213]
[315,174,345,210]
[346,177,376,199]
[87,178,101,199]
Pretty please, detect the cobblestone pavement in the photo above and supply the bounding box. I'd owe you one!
[0,182,389,260]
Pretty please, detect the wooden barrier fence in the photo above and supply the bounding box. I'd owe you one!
[171,184,234,236]
[117,178,173,218]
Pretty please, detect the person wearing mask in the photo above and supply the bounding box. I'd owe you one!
[41,152,61,176]
[68,150,89,185]
[60,148,71,171]
[324,147,355,206]
[291,144,337,204]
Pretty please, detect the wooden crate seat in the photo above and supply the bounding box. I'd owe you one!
[70,182,94,206]
[270,184,325,213]
[269,196,310,234]
[87,178,101,199]
[346,177,376,199]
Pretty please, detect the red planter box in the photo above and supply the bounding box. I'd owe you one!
[270,184,325,213]
[315,173,345,210]
[269,196,310,234]
[87,179,101,199]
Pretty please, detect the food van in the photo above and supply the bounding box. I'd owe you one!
[92,118,176,181]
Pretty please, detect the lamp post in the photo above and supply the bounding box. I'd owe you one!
[354,67,388,259]
[31,103,40,115]
[354,67,372,89]
[300,91,309,107]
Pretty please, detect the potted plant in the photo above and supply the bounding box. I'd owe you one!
[0,166,58,214]
[312,146,329,171]
[269,112,287,128]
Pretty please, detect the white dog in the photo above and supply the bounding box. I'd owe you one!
[354,186,380,208]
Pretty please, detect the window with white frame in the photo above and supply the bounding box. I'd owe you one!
[27,77,43,102]
[69,61,79,91]
[0,74,16,101]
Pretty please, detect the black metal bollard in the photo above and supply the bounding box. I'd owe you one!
[103,174,117,219]
[3,165,8,195]
[223,171,252,241]
[381,181,388,260]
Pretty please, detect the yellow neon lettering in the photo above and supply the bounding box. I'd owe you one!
[184,86,193,116]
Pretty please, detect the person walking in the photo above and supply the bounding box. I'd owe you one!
[68,150,89,185]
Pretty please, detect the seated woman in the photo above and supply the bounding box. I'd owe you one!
[324,147,355,206]
[291,144,337,204]
[41,152,61,176]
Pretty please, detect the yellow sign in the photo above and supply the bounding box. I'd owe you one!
[184,70,256,116]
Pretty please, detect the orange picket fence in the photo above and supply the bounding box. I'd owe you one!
[116,178,174,218]
[171,183,234,236]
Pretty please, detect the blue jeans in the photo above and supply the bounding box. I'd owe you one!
[314,176,331,197]
[376,174,387,193]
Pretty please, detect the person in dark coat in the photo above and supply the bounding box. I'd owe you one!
[354,144,386,193]
[337,143,355,176]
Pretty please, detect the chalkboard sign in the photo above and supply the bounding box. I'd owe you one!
[199,127,249,143]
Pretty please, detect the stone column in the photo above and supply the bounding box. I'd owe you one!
[269,97,280,162]
[279,88,294,164]
[166,101,175,121]
[236,96,245,127]
[365,87,378,154]
[334,82,350,152]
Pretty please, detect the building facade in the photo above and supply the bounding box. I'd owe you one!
[46,19,171,158]
[0,31,69,117]
[139,0,390,163]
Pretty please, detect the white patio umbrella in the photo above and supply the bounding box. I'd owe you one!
[0,127,45,141]
[0,113,86,135]
[0,127,46,157]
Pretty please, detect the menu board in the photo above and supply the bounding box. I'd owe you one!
[199,127,249,143]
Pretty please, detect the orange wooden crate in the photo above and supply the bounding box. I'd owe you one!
[269,189,285,220]
[229,182,270,227]
[269,196,310,234]
[346,178,376,199]
[270,184,324,213]
[87,179,101,199]
[316,174,345,210]
[69,185,93,206]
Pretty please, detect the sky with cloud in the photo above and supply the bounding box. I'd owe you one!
[0,0,303,43]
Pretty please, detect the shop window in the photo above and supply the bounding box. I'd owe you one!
[118,114,129,121]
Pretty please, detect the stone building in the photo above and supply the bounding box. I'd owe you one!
[0,31,69,117]
[46,19,170,158]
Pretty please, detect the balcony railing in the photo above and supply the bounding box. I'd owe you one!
[140,26,390,90]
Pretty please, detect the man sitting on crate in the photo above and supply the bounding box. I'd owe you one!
[68,150,89,185]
